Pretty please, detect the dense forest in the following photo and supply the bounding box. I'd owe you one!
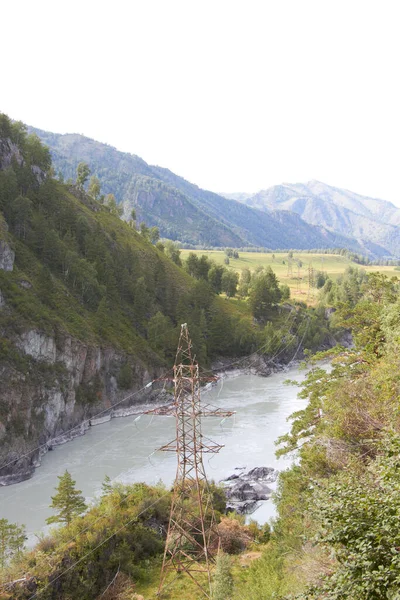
[0,113,333,369]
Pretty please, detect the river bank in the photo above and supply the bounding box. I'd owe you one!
[2,311,343,488]
[0,345,306,487]
[0,364,311,545]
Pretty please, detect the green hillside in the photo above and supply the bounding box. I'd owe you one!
[0,114,264,484]
[4,113,399,600]
[1,115,257,365]
[0,112,341,489]
[5,271,400,599]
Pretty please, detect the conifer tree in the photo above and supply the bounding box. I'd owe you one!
[101,475,113,496]
[46,470,87,526]
[0,519,26,569]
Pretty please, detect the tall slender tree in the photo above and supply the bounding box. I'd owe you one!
[88,175,101,200]
[0,519,26,569]
[76,162,91,188]
[46,470,87,526]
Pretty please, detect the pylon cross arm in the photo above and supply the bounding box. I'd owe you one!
[200,444,224,453]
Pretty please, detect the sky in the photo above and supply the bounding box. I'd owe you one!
[2,0,400,204]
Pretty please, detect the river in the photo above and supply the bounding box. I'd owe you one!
[0,364,310,546]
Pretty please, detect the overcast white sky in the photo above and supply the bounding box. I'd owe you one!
[2,1,399,204]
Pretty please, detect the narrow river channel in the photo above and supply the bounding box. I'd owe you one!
[0,364,310,546]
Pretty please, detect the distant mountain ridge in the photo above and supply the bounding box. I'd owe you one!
[29,127,376,254]
[225,180,400,257]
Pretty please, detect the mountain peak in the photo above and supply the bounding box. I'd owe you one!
[235,181,400,258]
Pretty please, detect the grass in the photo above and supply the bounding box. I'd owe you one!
[134,558,211,600]
[134,548,267,600]
[180,250,399,303]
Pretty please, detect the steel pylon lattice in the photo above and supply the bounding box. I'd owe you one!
[307,264,315,300]
[147,323,233,598]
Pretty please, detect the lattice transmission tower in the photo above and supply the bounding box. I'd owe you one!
[146,324,234,598]
[307,264,315,300]
[287,258,293,278]
[296,262,302,293]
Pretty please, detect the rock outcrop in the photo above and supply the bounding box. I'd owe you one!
[222,466,278,514]
[0,138,24,171]
[0,212,15,272]
[0,241,15,271]
[0,329,165,485]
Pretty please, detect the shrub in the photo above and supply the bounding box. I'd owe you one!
[217,517,251,554]
[212,552,233,600]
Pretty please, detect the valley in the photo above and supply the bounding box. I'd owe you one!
[179,249,399,301]
[0,365,310,548]
[2,111,400,599]
[29,127,399,258]
[2,2,400,597]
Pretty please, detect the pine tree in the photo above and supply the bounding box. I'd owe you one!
[0,519,26,569]
[46,470,87,526]
[101,475,113,496]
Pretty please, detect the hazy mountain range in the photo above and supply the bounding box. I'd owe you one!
[29,127,399,257]
[224,181,400,257]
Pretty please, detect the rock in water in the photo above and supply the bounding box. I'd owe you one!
[221,465,278,514]
[245,466,277,483]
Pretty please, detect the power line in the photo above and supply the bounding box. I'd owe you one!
[0,314,185,475]
[200,306,302,377]
[4,408,165,506]
[245,312,303,368]
[4,437,177,587]
[1,306,310,478]
[0,307,293,474]
[3,318,312,597]
[0,368,173,473]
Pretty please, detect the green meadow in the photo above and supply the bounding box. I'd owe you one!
[180,250,399,303]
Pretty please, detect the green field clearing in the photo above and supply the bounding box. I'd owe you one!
[180,250,399,303]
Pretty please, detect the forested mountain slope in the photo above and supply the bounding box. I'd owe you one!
[231,180,400,257]
[29,127,364,252]
[0,114,255,485]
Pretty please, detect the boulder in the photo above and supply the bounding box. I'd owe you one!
[245,466,277,483]
[221,465,278,514]
[0,240,15,271]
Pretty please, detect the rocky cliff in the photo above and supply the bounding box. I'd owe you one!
[0,115,181,485]
[0,324,164,485]
[0,239,15,272]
